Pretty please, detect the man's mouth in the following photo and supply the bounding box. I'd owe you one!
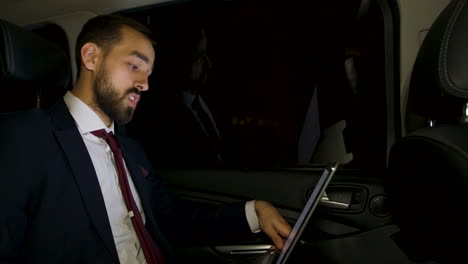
[128,93,140,108]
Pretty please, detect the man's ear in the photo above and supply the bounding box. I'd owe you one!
[81,43,100,71]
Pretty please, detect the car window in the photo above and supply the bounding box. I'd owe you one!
[124,0,388,171]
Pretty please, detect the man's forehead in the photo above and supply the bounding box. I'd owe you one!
[118,27,155,62]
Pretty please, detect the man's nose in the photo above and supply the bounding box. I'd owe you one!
[135,75,149,91]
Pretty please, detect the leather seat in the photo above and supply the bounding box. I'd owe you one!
[388,0,468,263]
[0,19,70,112]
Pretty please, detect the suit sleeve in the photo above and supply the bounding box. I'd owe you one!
[0,112,45,263]
[0,116,29,262]
[150,177,254,245]
[128,138,255,245]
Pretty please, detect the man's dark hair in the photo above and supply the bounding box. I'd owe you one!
[75,15,153,76]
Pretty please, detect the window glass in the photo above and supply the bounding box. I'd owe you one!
[124,0,387,170]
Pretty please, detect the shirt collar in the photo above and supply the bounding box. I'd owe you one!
[63,91,115,134]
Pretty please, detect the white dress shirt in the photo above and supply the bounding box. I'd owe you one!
[63,91,260,264]
[64,92,147,263]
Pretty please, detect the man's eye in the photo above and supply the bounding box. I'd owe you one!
[129,64,138,70]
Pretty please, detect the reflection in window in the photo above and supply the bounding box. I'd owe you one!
[124,0,387,170]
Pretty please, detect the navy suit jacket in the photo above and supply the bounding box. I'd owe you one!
[0,99,251,263]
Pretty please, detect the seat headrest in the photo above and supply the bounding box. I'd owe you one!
[0,19,70,89]
[409,0,468,122]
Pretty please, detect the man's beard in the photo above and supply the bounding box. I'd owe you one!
[93,66,139,125]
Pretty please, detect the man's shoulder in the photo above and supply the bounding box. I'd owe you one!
[0,108,52,133]
[0,109,57,140]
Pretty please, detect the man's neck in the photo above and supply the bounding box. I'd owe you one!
[71,82,113,128]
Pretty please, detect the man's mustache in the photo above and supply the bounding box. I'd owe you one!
[125,88,141,96]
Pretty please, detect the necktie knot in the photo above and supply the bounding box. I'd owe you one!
[91,129,120,152]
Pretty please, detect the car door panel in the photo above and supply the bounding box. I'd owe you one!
[158,168,394,263]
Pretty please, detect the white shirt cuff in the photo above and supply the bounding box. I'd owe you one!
[245,200,261,233]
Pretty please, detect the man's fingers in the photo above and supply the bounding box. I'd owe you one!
[270,221,290,249]
[265,228,284,249]
[255,200,292,250]
[274,220,292,238]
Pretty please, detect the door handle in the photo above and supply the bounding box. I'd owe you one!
[320,191,350,209]
[215,244,272,255]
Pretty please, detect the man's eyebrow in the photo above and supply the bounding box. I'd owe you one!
[130,51,149,64]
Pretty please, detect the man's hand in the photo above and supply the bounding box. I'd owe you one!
[254,200,292,250]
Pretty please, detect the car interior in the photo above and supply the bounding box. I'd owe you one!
[0,0,466,263]
[388,0,468,263]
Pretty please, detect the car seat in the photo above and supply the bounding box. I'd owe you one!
[387,0,468,263]
[0,19,70,112]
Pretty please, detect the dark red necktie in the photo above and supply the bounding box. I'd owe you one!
[91,129,165,264]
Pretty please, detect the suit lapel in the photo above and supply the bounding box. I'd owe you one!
[117,134,174,259]
[50,100,119,263]
[117,135,154,222]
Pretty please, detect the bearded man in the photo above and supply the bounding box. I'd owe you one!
[0,15,290,264]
